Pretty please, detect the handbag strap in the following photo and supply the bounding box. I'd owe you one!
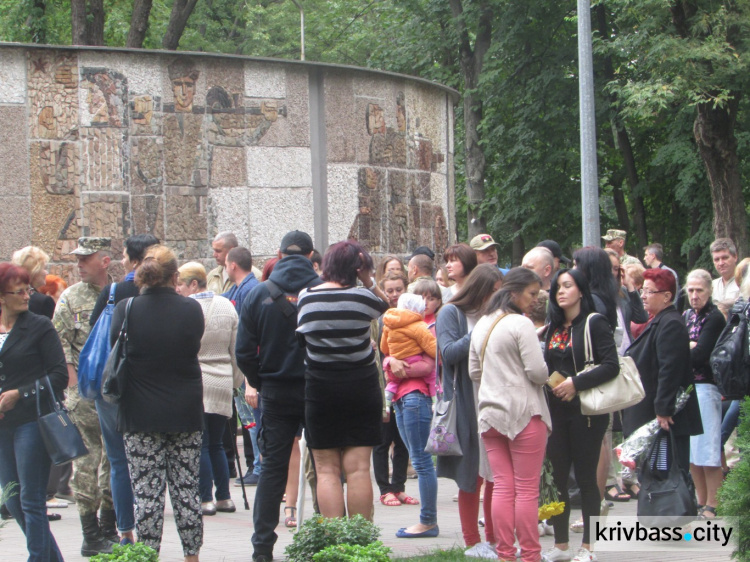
[572,313,598,375]
[107,282,117,305]
[35,375,60,417]
[119,297,134,337]
[479,312,510,371]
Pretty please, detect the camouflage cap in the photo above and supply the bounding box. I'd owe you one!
[69,237,112,256]
[601,229,627,242]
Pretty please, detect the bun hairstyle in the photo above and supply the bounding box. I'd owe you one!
[135,245,178,289]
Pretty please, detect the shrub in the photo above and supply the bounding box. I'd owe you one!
[285,515,381,562]
[90,543,159,562]
[312,541,391,561]
[717,397,750,561]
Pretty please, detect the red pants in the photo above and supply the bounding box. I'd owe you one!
[458,476,495,546]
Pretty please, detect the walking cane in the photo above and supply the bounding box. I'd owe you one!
[227,417,250,510]
[296,429,307,529]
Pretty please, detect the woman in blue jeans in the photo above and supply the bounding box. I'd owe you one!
[0,263,68,561]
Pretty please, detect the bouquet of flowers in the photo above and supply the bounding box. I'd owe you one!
[614,386,693,470]
[234,388,256,430]
[538,458,565,520]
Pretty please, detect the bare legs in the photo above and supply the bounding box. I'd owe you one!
[311,446,374,519]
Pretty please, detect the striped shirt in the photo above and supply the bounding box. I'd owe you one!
[297,286,389,370]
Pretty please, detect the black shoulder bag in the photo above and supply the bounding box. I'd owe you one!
[101,297,134,404]
[36,375,89,465]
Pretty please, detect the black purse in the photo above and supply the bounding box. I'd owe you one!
[101,297,133,405]
[637,429,697,527]
[36,376,89,465]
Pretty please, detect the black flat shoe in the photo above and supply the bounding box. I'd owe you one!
[47,512,62,521]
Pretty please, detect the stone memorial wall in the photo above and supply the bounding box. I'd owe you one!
[0,45,456,282]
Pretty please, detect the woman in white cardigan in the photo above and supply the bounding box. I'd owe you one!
[177,262,244,516]
[469,268,550,562]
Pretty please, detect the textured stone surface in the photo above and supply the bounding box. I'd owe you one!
[0,106,30,196]
[80,193,130,238]
[208,187,250,246]
[131,195,164,239]
[244,64,286,99]
[0,49,26,104]
[163,113,207,186]
[327,165,360,244]
[324,72,359,163]
[246,147,311,187]
[0,197,32,260]
[210,147,247,187]
[80,128,127,192]
[249,187,314,257]
[258,68,309,148]
[78,51,164,97]
[28,52,79,140]
[165,190,208,240]
[131,136,164,196]
[78,67,129,128]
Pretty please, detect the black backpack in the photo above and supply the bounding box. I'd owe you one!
[710,299,750,399]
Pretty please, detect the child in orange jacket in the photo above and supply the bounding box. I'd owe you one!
[380,293,437,409]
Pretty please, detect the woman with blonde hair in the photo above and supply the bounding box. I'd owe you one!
[111,245,205,561]
[176,262,243,517]
[12,246,55,319]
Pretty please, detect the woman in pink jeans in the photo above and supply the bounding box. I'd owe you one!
[469,268,551,562]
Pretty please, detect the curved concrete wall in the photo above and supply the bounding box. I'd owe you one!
[0,44,456,281]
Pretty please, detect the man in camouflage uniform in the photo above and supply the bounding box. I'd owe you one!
[53,237,117,556]
[602,229,643,266]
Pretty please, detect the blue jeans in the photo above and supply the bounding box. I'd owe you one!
[96,396,135,532]
[200,413,231,502]
[250,405,262,475]
[721,399,741,446]
[0,420,64,562]
[394,391,438,526]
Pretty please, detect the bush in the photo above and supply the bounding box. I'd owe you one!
[312,541,391,561]
[717,397,750,561]
[90,543,159,562]
[285,515,381,562]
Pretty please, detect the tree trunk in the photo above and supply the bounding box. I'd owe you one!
[127,0,153,48]
[694,96,748,256]
[71,0,87,45]
[71,0,104,46]
[449,0,492,238]
[162,0,200,50]
[615,126,648,249]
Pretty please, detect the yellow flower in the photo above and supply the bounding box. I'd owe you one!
[538,501,566,521]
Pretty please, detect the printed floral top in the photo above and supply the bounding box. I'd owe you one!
[682,301,726,384]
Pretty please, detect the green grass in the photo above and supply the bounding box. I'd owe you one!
[395,547,469,560]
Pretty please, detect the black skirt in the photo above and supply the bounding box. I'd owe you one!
[305,363,383,449]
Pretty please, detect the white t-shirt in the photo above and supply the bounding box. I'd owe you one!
[712,276,739,303]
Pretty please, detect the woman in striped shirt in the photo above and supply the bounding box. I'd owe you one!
[297,241,389,519]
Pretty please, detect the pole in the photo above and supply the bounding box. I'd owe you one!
[578,0,600,246]
[291,0,305,61]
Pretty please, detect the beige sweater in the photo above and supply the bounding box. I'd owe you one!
[193,294,244,417]
[469,310,551,439]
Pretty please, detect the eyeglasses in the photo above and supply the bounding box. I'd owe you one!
[4,287,31,296]
[639,289,667,297]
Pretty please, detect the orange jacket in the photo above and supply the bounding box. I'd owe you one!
[380,308,437,360]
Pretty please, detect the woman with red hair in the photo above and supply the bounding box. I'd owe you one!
[623,268,703,474]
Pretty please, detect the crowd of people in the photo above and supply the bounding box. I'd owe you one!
[0,227,745,562]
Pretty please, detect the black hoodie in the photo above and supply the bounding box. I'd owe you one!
[235,255,322,390]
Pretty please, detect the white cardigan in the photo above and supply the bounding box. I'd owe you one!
[193,294,244,418]
[469,310,551,439]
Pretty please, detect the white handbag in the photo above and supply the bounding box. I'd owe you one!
[576,313,645,415]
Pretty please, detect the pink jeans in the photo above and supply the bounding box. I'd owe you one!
[458,476,494,546]
[482,416,548,562]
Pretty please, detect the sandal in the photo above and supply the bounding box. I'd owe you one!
[698,505,718,520]
[380,492,402,506]
[570,518,584,533]
[605,483,631,502]
[623,483,640,499]
[396,492,420,505]
[284,506,297,528]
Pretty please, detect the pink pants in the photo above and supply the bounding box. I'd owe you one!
[482,416,548,562]
[458,476,494,546]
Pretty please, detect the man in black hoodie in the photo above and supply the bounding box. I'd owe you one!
[235,230,322,562]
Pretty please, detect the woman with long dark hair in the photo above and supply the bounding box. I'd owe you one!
[543,269,619,562]
[572,247,618,329]
[469,268,550,562]
[436,264,503,558]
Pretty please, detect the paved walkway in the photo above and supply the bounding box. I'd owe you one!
[0,445,735,561]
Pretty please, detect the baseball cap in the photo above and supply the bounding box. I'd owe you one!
[69,237,111,256]
[280,231,314,255]
[601,229,627,242]
[537,240,571,267]
[409,246,435,260]
[469,234,499,251]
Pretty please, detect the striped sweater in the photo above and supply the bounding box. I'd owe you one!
[297,286,389,370]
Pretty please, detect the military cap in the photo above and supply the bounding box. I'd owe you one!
[601,229,627,242]
[69,237,112,256]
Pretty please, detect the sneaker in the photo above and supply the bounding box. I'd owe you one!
[571,547,596,562]
[235,472,260,486]
[465,542,497,559]
[252,554,273,562]
[543,520,555,536]
[539,522,546,537]
[478,517,485,527]
[543,546,572,562]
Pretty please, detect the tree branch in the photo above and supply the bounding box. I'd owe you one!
[126,0,153,48]
[162,0,200,50]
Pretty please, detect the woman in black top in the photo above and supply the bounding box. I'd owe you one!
[110,245,205,561]
[683,269,725,519]
[543,269,619,562]
[0,263,67,562]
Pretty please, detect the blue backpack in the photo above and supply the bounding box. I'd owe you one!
[78,283,117,399]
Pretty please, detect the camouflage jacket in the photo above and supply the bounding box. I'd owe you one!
[53,278,110,368]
